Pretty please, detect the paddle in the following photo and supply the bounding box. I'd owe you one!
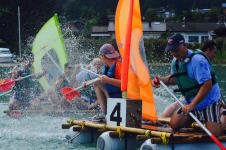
[80,67,101,77]
[157,78,225,150]
[0,74,36,92]
[61,77,100,101]
[0,90,12,97]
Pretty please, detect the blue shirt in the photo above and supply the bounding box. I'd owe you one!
[171,49,221,110]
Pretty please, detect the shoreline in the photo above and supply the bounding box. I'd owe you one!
[0,62,226,68]
[149,63,226,66]
[0,63,18,67]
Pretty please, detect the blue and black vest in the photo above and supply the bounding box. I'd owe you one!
[102,63,122,98]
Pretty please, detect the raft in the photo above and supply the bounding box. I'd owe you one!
[62,119,226,150]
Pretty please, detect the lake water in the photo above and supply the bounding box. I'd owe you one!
[0,65,225,150]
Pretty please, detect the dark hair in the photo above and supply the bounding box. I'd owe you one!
[201,40,216,52]
[64,63,72,69]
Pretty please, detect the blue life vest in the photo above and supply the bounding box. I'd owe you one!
[102,63,122,98]
[172,49,217,100]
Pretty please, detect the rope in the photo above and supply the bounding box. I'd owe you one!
[160,132,168,150]
[81,121,85,129]
[103,124,107,131]
[145,130,151,138]
[117,126,123,140]
[191,122,196,128]
[68,119,74,125]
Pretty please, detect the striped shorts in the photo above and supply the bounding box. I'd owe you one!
[178,100,222,124]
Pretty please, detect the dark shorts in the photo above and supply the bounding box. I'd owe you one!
[177,100,222,124]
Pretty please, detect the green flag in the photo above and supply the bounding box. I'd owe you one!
[32,14,68,91]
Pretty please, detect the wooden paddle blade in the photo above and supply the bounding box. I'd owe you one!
[0,78,15,92]
[61,87,81,101]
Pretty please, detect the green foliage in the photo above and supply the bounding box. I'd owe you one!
[144,38,170,63]
[144,8,163,22]
[215,37,226,63]
[0,0,225,56]
[143,38,226,64]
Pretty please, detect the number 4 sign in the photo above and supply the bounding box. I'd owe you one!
[107,98,126,126]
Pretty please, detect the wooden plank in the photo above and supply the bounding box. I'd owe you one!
[67,119,172,138]
[151,136,226,144]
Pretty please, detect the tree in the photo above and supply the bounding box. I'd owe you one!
[144,8,159,22]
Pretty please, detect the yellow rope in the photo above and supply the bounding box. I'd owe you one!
[68,119,74,125]
[103,124,107,131]
[145,130,151,138]
[160,132,168,150]
[191,122,197,128]
[116,126,123,140]
[81,121,85,129]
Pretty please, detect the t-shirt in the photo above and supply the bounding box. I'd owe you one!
[171,49,221,110]
[75,70,97,84]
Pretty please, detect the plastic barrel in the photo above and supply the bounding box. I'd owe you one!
[97,131,144,150]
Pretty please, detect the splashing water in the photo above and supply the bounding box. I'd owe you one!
[1,25,226,149]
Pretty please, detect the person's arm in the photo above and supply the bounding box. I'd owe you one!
[159,75,176,85]
[55,76,63,88]
[182,80,212,113]
[182,55,213,113]
[151,75,176,88]
[101,75,121,87]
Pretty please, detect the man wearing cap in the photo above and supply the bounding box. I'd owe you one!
[92,43,122,121]
[152,34,223,136]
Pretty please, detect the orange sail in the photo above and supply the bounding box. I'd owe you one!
[115,0,157,120]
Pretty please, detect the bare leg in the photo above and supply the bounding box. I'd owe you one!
[170,111,191,130]
[220,106,226,128]
[160,101,180,118]
[206,121,224,136]
[94,82,109,113]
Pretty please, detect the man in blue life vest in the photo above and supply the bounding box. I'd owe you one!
[92,44,122,121]
[152,34,224,136]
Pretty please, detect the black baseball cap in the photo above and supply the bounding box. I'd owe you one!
[165,34,185,51]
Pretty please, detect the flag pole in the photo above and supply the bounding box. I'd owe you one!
[121,0,134,99]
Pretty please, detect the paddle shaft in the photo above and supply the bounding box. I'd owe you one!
[0,73,35,87]
[0,90,12,97]
[64,77,100,96]
[81,67,100,77]
[159,80,225,149]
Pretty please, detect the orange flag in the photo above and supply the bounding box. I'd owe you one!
[115,0,157,121]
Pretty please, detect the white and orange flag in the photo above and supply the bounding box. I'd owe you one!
[115,0,157,121]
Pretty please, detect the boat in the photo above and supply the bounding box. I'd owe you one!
[61,0,226,149]
[62,119,226,150]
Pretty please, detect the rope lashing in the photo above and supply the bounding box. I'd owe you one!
[81,121,85,129]
[117,126,123,140]
[160,132,168,150]
[145,130,151,138]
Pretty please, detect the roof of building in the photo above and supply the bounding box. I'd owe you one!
[91,26,108,33]
[93,21,166,33]
[167,22,225,32]
[91,22,226,35]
